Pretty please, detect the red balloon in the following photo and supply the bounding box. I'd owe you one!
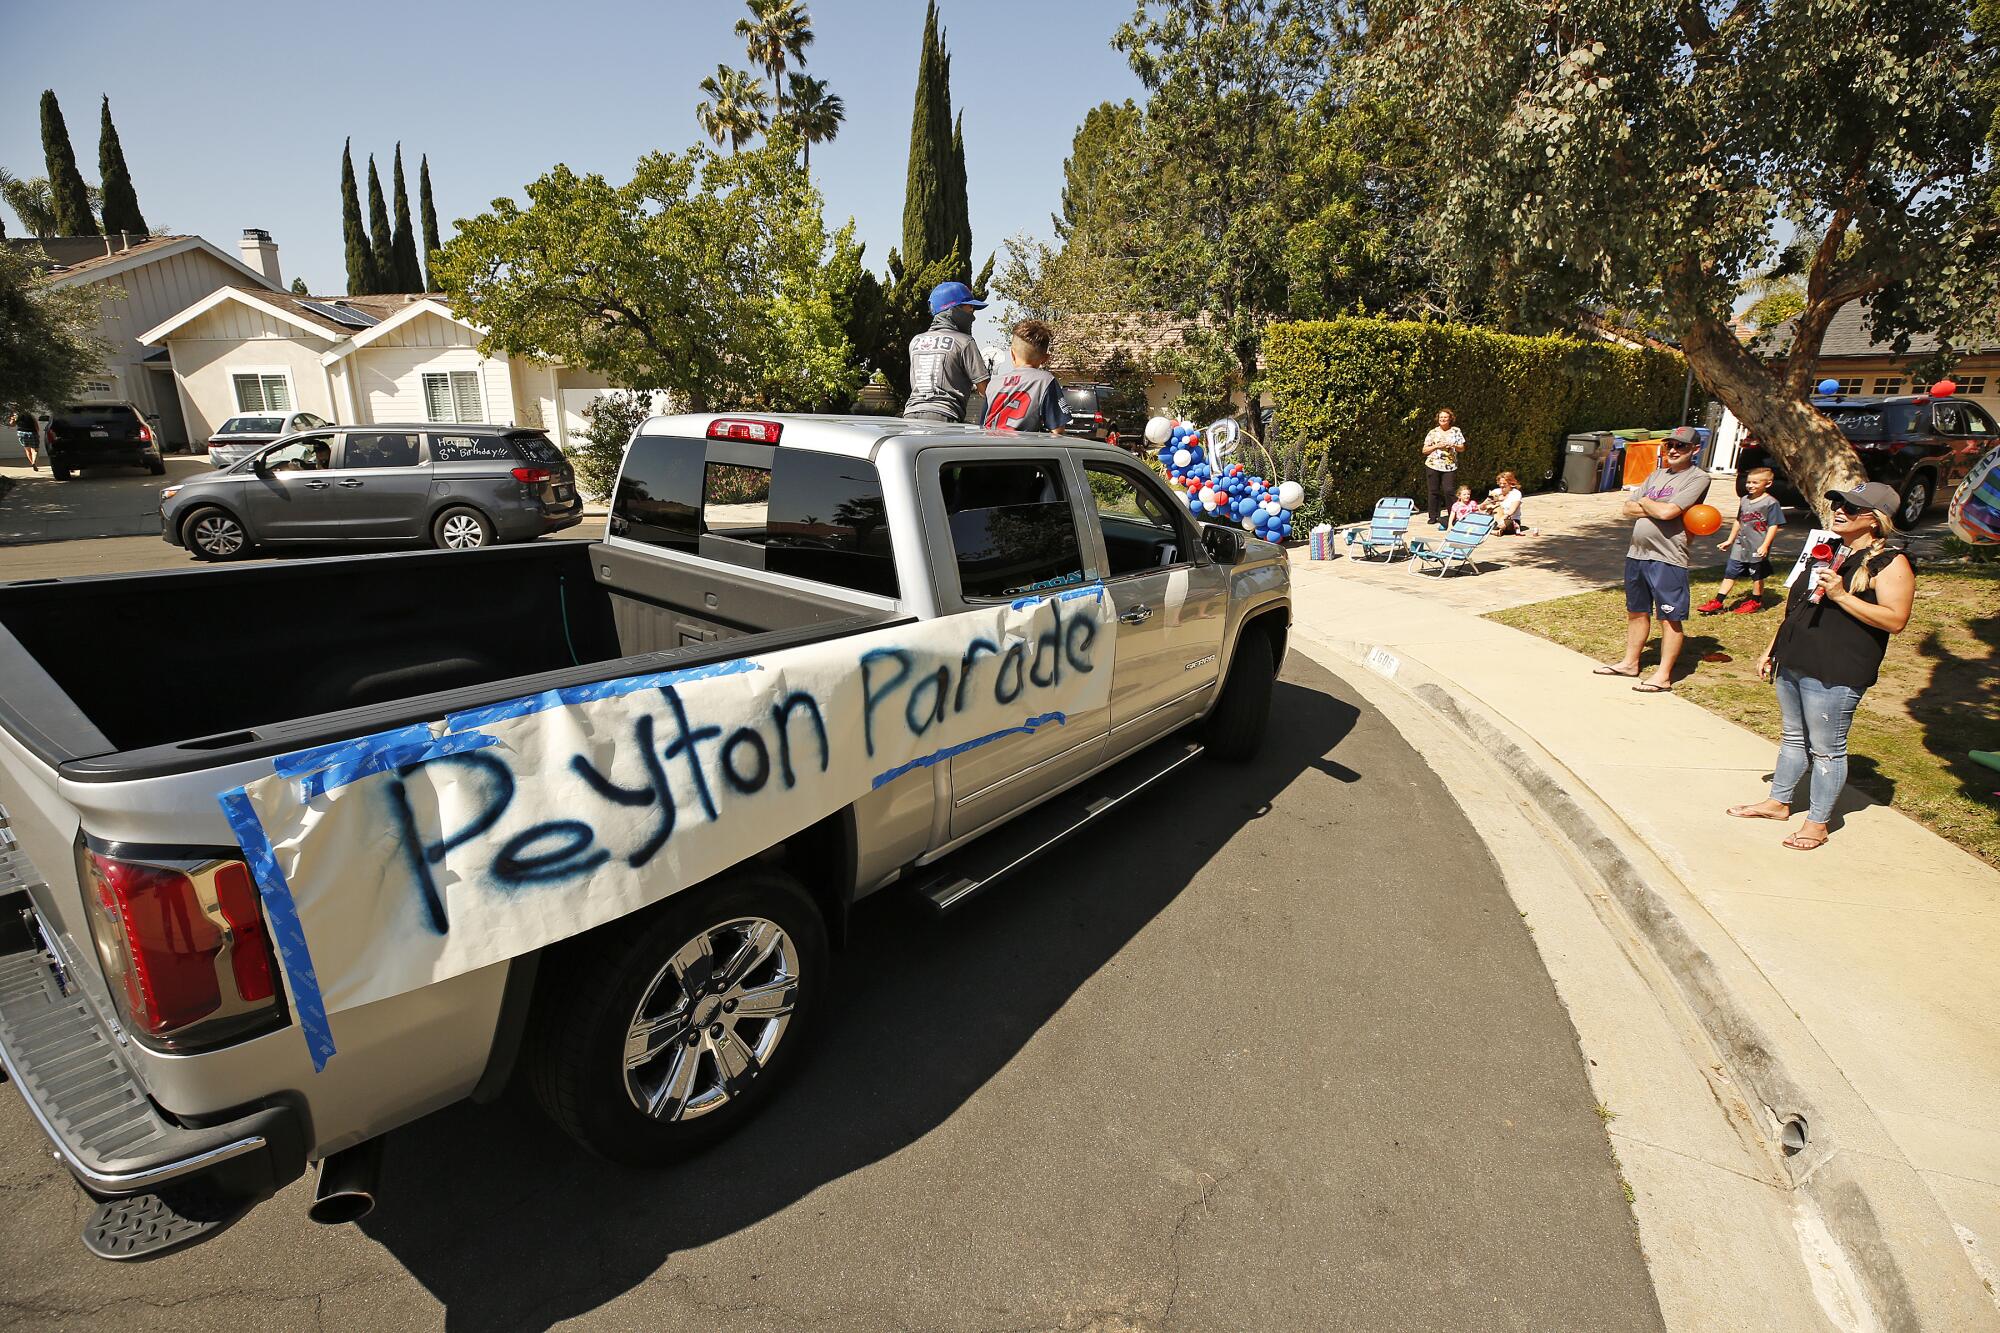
[1931,378,1958,398]
[1684,503,1723,537]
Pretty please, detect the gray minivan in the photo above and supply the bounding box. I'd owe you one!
[159,424,584,559]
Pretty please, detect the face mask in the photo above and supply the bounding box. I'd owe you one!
[947,306,975,334]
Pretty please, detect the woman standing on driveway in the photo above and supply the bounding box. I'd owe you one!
[1420,408,1465,527]
[13,407,38,471]
[1727,483,1915,851]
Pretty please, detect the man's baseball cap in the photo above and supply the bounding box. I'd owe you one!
[1664,426,1703,450]
[928,280,987,314]
[1824,482,1900,514]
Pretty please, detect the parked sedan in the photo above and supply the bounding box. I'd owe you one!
[159,423,584,559]
[206,410,331,468]
[43,402,165,479]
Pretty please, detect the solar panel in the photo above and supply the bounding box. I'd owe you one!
[301,300,380,329]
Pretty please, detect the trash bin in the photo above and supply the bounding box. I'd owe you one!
[1560,432,1613,492]
[1622,437,1664,486]
[1598,446,1626,492]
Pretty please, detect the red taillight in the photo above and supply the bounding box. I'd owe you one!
[81,851,280,1041]
[706,417,783,443]
[44,426,56,446]
[511,466,552,483]
[139,424,154,444]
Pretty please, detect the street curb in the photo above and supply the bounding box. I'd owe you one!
[1297,628,1997,1332]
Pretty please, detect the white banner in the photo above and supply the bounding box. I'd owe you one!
[222,587,1115,1069]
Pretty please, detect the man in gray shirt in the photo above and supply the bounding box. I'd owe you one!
[1595,425,1712,692]
[904,280,990,423]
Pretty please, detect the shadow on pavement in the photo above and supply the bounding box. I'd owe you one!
[357,671,1361,1330]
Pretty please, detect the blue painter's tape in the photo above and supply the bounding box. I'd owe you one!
[217,787,335,1073]
[297,731,499,800]
[1010,582,1106,611]
[272,724,433,779]
[869,712,1067,790]
[442,657,761,734]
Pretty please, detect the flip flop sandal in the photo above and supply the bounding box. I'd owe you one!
[1726,805,1789,821]
[1593,665,1640,677]
[1782,833,1828,851]
[1632,682,1672,693]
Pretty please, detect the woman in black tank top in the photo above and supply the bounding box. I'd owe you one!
[1724,487,1915,851]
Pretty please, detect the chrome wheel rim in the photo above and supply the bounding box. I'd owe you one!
[192,515,244,555]
[1900,483,1926,526]
[440,514,486,548]
[622,916,800,1122]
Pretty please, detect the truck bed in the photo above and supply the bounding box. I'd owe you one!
[0,541,894,780]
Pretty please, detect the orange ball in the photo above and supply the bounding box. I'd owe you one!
[1683,503,1723,537]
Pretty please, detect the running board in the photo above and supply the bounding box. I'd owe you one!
[911,738,1205,914]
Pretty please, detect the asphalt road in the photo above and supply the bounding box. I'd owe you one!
[0,645,1661,1331]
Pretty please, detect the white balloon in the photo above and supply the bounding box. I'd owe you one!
[1198,487,1217,505]
[1172,448,1192,468]
[1278,480,1304,510]
[1144,416,1173,445]
[1264,499,1282,516]
[1242,517,1257,531]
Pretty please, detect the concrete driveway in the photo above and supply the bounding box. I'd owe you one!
[0,655,1660,1331]
[0,455,211,544]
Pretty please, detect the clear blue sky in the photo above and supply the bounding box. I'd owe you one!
[2,0,1144,341]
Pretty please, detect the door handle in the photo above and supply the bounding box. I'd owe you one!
[336,479,363,488]
[303,480,329,489]
[1119,605,1153,624]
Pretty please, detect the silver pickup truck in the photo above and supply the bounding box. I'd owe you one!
[0,413,1290,1260]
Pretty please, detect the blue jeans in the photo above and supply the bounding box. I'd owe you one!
[1770,668,1864,823]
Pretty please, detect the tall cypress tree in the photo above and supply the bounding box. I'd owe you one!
[390,144,422,291]
[900,2,955,274]
[39,91,96,235]
[419,154,441,290]
[341,139,371,294]
[96,97,148,236]
[946,111,971,284]
[366,155,394,292]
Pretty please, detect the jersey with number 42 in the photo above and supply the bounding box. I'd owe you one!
[982,366,1070,434]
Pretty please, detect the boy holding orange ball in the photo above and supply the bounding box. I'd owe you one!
[1698,466,1786,615]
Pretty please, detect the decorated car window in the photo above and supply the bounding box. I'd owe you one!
[429,434,516,463]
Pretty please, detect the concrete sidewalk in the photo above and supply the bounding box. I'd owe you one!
[1286,550,2000,1328]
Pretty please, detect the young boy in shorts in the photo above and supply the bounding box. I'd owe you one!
[1697,466,1785,614]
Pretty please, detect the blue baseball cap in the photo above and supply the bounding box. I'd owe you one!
[928,280,987,314]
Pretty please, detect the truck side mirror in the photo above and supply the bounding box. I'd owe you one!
[1201,523,1247,564]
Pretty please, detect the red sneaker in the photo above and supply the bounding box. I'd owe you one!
[1731,597,1764,614]
[1695,596,1727,615]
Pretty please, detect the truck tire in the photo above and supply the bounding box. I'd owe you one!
[50,460,72,481]
[1201,627,1275,762]
[528,866,829,1166]
[432,506,493,550]
[147,457,166,476]
[182,507,251,559]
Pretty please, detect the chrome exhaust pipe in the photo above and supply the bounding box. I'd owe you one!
[307,1137,384,1225]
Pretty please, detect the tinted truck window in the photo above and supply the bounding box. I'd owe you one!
[613,438,898,596]
[512,433,565,465]
[941,460,1084,599]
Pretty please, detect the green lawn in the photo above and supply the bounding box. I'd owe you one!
[1488,565,2000,867]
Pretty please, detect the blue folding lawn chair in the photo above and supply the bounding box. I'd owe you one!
[1341,497,1417,562]
[1407,510,1495,577]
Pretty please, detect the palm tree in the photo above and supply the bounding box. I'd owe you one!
[697,65,773,153]
[783,74,845,174]
[736,0,814,115]
[0,169,103,238]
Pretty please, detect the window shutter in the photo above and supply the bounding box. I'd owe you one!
[263,375,292,411]
[423,373,453,422]
[452,371,484,424]
[233,374,264,412]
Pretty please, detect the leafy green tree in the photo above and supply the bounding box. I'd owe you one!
[783,73,845,173]
[571,391,655,498]
[290,277,309,295]
[366,155,395,291]
[433,139,863,412]
[1114,2,1350,441]
[419,154,442,290]
[737,0,814,115]
[1367,0,2000,515]
[1,242,106,406]
[341,140,372,294]
[96,97,147,236]
[390,144,423,291]
[697,66,772,152]
[1,169,57,238]
[39,91,96,235]
[996,100,1155,323]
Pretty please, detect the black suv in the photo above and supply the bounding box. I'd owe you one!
[1061,383,1140,450]
[1736,393,1996,528]
[43,402,166,479]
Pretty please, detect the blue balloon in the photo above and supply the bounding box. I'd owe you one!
[1187,496,1202,513]
[1817,377,1840,396]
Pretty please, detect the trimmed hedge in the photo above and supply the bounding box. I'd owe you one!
[1263,318,1688,528]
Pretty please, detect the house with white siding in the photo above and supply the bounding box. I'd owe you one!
[2,229,284,457]
[139,288,624,448]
